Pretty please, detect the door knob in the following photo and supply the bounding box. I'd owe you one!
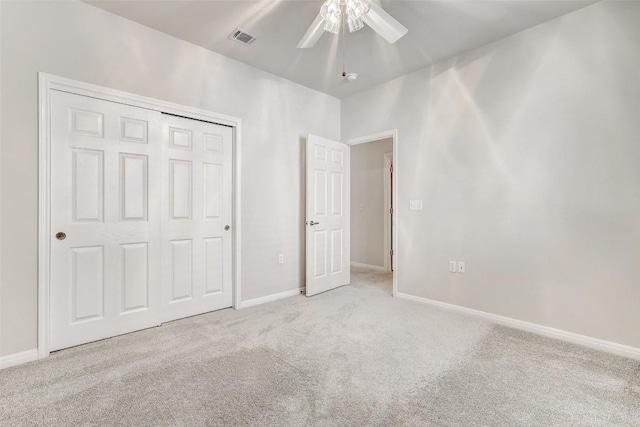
[309,221,320,226]
[224,225,230,231]
[55,232,66,241]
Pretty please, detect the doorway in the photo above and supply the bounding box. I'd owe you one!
[347,130,398,296]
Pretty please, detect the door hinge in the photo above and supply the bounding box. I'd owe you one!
[390,165,393,173]
[390,249,394,256]
[389,208,393,214]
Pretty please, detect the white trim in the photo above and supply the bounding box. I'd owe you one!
[345,129,398,297]
[39,74,240,127]
[232,126,242,310]
[397,293,640,361]
[351,262,386,271]
[0,0,3,363]
[38,73,242,360]
[0,349,39,370]
[347,129,395,147]
[383,152,393,273]
[38,74,52,360]
[238,288,303,309]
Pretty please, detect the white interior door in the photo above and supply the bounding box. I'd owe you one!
[305,134,350,296]
[50,90,162,351]
[161,114,233,322]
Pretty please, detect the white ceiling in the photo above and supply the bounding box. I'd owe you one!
[85,0,598,99]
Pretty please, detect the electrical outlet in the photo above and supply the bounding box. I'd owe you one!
[449,261,457,273]
[278,254,284,264]
[409,200,423,210]
[457,261,466,274]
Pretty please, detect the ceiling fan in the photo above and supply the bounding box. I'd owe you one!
[297,0,408,49]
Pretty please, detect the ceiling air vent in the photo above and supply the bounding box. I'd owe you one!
[229,28,257,46]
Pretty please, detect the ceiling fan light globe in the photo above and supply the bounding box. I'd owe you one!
[320,0,341,34]
[345,0,370,19]
[320,0,340,21]
[347,16,364,33]
[323,19,340,34]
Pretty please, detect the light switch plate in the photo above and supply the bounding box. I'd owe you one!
[278,254,284,264]
[409,200,423,210]
[449,261,457,273]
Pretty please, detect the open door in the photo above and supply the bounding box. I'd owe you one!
[305,134,350,296]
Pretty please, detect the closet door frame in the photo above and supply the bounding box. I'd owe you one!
[37,73,242,359]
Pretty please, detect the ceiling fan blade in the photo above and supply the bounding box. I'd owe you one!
[361,0,408,44]
[297,13,326,48]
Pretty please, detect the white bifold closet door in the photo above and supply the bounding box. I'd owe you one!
[160,114,233,322]
[49,90,232,352]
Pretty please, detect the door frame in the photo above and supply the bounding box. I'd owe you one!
[345,129,398,297]
[37,73,242,359]
[383,152,393,273]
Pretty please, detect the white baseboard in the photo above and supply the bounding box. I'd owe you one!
[239,288,303,309]
[351,262,386,271]
[396,293,640,361]
[0,348,39,370]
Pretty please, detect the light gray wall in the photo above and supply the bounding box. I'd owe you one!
[342,1,640,348]
[350,138,392,267]
[0,1,340,356]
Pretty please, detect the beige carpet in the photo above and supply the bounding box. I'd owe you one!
[1,266,638,426]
